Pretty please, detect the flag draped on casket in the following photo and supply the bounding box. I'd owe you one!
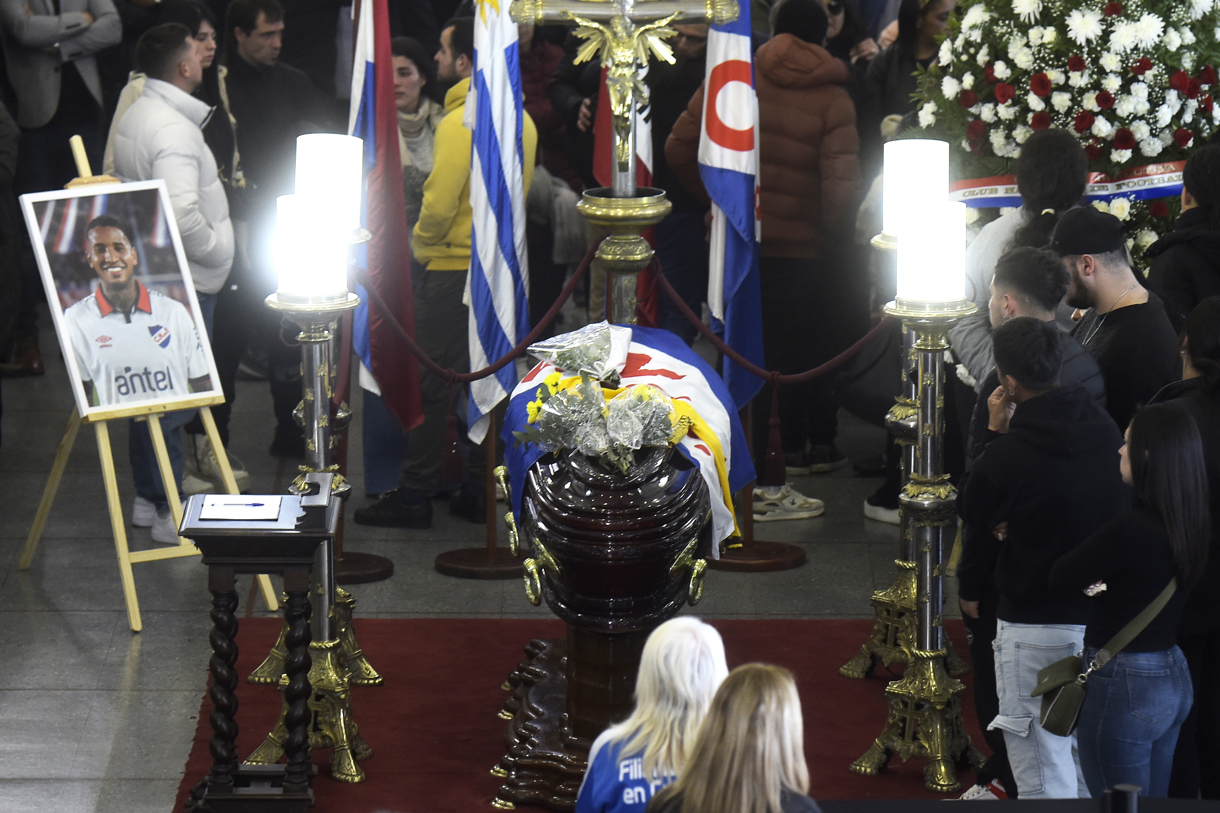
[348,0,423,431]
[465,0,531,445]
[503,325,755,554]
[699,9,764,409]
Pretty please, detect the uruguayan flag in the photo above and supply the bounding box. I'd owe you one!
[699,9,764,409]
[465,0,530,444]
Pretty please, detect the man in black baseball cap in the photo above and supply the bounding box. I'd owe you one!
[1047,206,1178,428]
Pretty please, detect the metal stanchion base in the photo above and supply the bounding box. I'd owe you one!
[435,547,523,579]
[334,551,394,584]
[707,541,806,572]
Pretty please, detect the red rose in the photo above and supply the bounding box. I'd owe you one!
[995,82,1016,104]
[1096,90,1115,109]
[1103,1,1121,14]
[960,89,979,108]
[1030,72,1053,97]
[1188,78,1203,99]
[1068,55,1087,72]
[1149,200,1170,217]
[1200,65,1219,85]
[1085,143,1103,161]
[1074,110,1096,133]
[1175,128,1195,148]
[1113,128,1136,150]
[1030,111,1052,130]
[984,64,997,84]
[1204,96,1215,114]
[1131,57,1153,76]
[966,120,986,140]
[1170,70,1191,93]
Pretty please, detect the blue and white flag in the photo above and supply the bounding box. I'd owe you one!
[466,0,530,444]
[698,10,764,410]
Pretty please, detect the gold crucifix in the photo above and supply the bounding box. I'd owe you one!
[511,0,739,197]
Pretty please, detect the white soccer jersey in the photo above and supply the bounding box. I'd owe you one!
[63,282,211,407]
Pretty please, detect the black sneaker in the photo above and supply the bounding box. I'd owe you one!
[808,445,849,473]
[353,488,432,528]
[450,482,487,524]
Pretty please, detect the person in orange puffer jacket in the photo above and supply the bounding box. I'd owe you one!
[667,0,863,485]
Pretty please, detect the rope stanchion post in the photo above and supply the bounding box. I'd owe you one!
[709,405,806,573]
[434,410,523,579]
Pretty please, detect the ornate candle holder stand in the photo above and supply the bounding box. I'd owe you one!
[849,300,984,793]
[243,292,379,784]
[492,448,711,811]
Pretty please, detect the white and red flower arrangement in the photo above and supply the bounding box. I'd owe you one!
[915,0,1220,256]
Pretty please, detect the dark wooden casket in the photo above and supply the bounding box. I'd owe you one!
[492,445,712,811]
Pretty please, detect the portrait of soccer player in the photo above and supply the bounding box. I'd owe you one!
[62,214,213,407]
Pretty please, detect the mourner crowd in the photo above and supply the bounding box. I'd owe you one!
[0,0,1218,807]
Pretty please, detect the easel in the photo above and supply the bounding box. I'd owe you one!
[17,138,277,632]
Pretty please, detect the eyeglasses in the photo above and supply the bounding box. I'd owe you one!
[827,1,845,14]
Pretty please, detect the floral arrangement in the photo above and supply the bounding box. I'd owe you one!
[913,0,1220,258]
[514,372,687,474]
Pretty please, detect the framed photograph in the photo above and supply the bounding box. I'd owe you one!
[20,180,222,421]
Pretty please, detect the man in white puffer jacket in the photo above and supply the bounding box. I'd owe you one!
[110,23,235,544]
[112,23,234,302]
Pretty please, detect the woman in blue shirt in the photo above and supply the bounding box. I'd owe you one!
[576,617,728,813]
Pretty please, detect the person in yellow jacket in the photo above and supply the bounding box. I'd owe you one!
[355,15,538,530]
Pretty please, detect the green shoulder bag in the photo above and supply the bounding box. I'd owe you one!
[1031,580,1176,738]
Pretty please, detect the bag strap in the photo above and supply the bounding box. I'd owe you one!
[1091,580,1177,671]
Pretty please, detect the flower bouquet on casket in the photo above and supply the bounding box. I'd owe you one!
[513,324,688,474]
[911,0,1220,261]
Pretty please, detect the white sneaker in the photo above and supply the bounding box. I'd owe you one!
[132,496,156,527]
[753,484,825,521]
[150,508,180,545]
[956,781,1007,800]
[189,433,252,493]
[182,472,216,495]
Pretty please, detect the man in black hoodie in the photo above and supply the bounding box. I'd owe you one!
[958,317,1127,799]
[1146,145,1220,333]
[955,247,1107,801]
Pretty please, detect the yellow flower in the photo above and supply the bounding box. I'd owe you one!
[526,400,541,424]
[544,371,563,394]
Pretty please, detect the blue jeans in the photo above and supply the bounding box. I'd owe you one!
[1077,645,1192,798]
[129,293,216,510]
[360,387,409,496]
[991,620,1088,798]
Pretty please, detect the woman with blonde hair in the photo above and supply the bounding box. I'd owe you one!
[575,617,729,813]
[647,664,819,813]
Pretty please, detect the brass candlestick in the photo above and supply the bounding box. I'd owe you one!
[849,300,984,793]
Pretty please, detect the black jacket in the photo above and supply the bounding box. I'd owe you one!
[958,385,1128,624]
[1151,377,1220,635]
[965,331,1106,468]
[224,56,329,227]
[1145,206,1220,333]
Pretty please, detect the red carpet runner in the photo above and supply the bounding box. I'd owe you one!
[175,618,985,811]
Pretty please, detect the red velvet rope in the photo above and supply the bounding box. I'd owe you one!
[358,240,893,388]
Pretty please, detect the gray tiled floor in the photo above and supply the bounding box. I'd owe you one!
[0,312,952,812]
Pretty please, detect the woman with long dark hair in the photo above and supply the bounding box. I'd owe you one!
[1155,297,1220,798]
[1147,146,1220,331]
[864,0,955,122]
[1050,403,1210,797]
[950,128,1088,389]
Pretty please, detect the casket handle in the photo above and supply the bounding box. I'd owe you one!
[523,559,543,606]
[494,466,512,505]
[688,559,707,605]
[504,513,520,556]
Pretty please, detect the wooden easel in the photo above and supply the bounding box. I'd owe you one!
[18,138,277,632]
[20,403,278,631]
